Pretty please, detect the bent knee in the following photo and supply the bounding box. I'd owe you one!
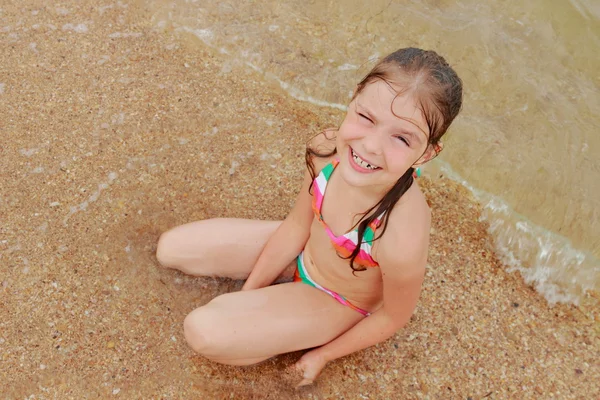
[183,306,222,356]
[156,230,180,268]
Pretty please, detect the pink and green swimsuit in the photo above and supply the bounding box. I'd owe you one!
[293,160,384,317]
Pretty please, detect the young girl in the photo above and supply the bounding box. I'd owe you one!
[156,47,463,386]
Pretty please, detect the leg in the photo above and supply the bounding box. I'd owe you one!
[183,282,366,365]
[156,218,294,280]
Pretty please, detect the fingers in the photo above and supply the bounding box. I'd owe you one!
[296,377,314,388]
[293,363,315,388]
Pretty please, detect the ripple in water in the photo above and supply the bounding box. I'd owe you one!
[147,0,600,305]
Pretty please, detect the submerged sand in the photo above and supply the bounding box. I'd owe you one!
[1,1,598,399]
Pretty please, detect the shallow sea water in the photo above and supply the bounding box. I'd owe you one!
[146,0,600,304]
[2,1,599,397]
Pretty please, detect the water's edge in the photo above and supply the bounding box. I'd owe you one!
[157,17,599,306]
[426,160,599,306]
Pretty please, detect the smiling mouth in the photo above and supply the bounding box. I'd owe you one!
[350,148,381,170]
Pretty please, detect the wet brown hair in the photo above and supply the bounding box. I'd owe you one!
[305,47,463,272]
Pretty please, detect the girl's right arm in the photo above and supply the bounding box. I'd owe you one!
[241,170,314,291]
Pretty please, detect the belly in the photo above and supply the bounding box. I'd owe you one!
[302,234,384,312]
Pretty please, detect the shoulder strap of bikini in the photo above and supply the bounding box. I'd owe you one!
[319,160,337,182]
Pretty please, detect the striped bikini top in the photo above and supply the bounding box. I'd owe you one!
[312,159,383,268]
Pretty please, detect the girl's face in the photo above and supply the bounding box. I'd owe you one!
[336,79,432,193]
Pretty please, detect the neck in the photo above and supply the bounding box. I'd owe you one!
[335,165,416,216]
[337,176,394,213]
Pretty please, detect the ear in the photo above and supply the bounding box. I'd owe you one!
[413,142,443,166]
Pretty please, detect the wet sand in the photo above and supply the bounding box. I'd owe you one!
[1,1,598,399]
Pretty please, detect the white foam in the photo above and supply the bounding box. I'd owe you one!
[98,55,110,65]
[244,61,263,73]
[567,0,595,20]
[63,172,118,225]
[108,32,143,38]
[368,52,380,62]
[98,5,114,15]
[271,74,347,111]
[6,243,21,254]
[432,159,599,305]
[111,113,125,125]
[228,160,240,175]
[202,127,218,136]
[190,28,213,41]
[179,26,347,111]
[62,23,88,33]
[20,148,38,156]
[338,63,358,71]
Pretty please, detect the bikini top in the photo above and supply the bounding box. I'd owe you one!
[312,159,384,268]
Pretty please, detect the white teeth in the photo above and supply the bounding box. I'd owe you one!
[351,149,379,170]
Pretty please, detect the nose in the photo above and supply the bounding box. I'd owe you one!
[362,130,383,156]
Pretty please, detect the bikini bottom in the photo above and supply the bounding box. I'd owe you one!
[293,251,371,317]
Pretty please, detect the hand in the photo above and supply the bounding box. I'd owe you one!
[293,350,329,388]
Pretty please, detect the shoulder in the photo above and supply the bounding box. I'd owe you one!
[376,181,431,275]
[307,129,338,173]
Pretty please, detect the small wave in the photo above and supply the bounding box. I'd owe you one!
[568,0,600,21]
[152,15,599,306]
[177,26,348,111]
[429,159,599,306]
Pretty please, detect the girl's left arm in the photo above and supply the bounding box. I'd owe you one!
[295,206,430,384]
[307,261,425,363]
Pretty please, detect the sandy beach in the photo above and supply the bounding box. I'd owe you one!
[1,1,598,398]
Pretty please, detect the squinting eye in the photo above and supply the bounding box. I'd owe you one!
[358,113,372,123]
[396,136,409,146]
